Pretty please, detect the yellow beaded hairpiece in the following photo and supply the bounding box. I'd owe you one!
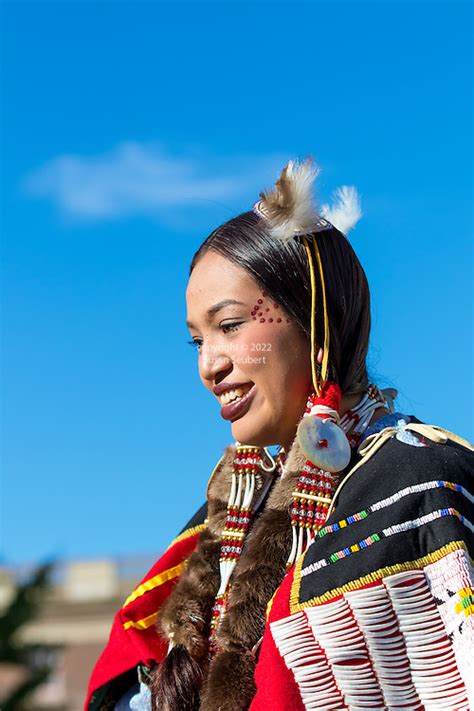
[253,158,362,396]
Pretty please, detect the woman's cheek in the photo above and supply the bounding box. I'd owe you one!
[241,292,294,374]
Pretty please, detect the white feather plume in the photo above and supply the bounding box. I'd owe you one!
[254,159,321,241]
[254,159,362,239]
[320,185,362,234]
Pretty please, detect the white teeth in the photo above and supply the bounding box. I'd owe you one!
[219,386,252,406]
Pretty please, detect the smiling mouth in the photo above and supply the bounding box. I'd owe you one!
[219,383,257,422]
[218,383,254,406]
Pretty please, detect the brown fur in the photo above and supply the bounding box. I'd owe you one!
[218,508,291,652]
[265,432,308,511]
[158,527,222,657]
[200,651,257,711]
[150,435,309,709]
[157,443,238,656]
[206,445,237,506]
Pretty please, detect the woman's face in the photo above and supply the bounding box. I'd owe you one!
[186,250,312,448]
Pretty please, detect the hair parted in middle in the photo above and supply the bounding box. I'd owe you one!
[190,158,371,395]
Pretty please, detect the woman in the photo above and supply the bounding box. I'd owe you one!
[86,160,473,711]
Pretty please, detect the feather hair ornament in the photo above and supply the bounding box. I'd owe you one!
[253,157,362,400]
[252,157,364,481]
[320,185,362,235]
[253,158,362,238]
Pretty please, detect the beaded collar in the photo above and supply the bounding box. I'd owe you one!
[360,411,414,444]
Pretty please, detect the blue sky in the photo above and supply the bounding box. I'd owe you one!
[2,1,472,565]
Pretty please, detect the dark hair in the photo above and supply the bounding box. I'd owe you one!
[190,211,370,395]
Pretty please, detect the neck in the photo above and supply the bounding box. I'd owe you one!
[340,391,363,416]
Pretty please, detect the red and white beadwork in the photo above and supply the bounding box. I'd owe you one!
[287,384,389,568]
[340,384,389,448]
[287,462,341,568]
[210,445,280,647]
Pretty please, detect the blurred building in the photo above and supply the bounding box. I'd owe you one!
[0,555,156,711]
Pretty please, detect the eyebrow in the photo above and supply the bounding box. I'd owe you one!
[186,299,246,328]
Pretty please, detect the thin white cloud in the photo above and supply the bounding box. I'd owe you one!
[23,142,286,223]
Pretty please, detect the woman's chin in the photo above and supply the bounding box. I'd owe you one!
[231,416,277,448]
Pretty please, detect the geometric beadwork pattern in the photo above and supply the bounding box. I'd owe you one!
[425,548,474,708]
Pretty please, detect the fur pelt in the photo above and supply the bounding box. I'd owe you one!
[150,432,310,710]
[200,651,256,711]
[158,526,223,658]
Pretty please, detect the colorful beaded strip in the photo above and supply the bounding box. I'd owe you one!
[301,507,474,578]
[318,479,474,539]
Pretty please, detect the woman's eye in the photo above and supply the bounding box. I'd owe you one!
[221,322,242,334]
[187,323,242,353]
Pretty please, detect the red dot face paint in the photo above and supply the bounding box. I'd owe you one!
[248,293,289,327]
[249,293,289,327]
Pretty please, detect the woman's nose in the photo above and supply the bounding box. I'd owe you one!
[200,343,233,383]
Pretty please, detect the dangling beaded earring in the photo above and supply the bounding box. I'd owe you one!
[295,223,353,471]
[253,158,365,565]
[287,383,389,566]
